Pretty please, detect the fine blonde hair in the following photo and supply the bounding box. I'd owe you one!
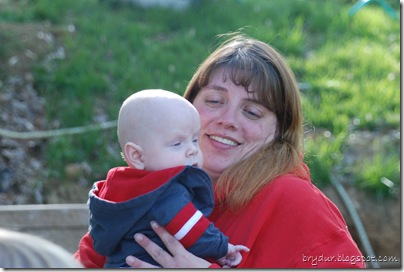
[184,34,306,211]
[0,228,83,268]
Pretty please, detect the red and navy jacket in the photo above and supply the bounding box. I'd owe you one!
[88,165,228,268]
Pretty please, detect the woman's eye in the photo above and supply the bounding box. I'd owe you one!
[204,95,224,107]
[243,108,262,120]
[206,99,221,105]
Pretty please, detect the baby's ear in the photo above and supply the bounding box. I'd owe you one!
[124,142,145,170]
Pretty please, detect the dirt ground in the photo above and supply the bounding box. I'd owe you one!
[322,185,401,267]
[0,22,400,267]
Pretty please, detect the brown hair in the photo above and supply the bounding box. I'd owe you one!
[184,34,306,211]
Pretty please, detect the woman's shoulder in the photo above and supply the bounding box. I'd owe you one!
[263,173,316,198]
[258,174,342,218]
[257,173,348,227]
[259,161,315,195]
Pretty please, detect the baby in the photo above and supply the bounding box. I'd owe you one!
[87,89,249,268]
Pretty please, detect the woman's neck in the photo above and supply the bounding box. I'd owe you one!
[204,169,219,184]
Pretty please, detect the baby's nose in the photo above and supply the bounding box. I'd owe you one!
[187,145,198,157]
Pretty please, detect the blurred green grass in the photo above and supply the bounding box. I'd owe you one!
[0,0,400,198]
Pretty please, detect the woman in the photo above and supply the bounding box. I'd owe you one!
[75,34,365,268]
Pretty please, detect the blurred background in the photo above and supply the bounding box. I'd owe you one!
[0,0,400,267]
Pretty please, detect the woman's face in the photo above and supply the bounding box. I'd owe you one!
[193,69,278,182]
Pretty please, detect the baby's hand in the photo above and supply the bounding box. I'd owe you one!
[218,243,250,268]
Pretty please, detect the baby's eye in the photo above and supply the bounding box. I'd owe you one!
[173,142,181,147]
[192,138,198,144]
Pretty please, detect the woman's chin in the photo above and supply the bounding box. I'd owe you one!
[202,161,228,181]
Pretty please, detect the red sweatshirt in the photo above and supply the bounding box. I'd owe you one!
[209,173,365,268]
[74,165,365,268]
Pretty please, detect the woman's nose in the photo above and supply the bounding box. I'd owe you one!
[217,107,239,129]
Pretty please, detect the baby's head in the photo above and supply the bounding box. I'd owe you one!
[118,89,203,171]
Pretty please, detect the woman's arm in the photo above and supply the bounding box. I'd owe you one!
[126,221,216,268]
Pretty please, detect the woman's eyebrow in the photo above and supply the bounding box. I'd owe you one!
[206,84,228,92]
[244,92,262,105]
[245,98,261,104]
[205,84,263,104]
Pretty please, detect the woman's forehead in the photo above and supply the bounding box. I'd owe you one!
[208,67,264,98]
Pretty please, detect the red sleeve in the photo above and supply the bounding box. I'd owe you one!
[165,202,210,248]
[74,232,106,268]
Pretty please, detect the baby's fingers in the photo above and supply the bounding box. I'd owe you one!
[234,245,250,252]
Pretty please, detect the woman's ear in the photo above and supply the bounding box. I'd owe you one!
[124,142,145,170]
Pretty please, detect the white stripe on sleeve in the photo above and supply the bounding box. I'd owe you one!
[174,210,203,240]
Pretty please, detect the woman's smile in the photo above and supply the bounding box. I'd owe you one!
[208,135,240,147]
